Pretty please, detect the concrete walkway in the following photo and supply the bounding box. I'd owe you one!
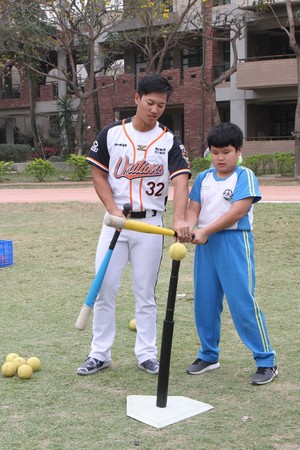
[0,185,300,203]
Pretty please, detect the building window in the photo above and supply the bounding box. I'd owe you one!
[135,52,173,73]
[1,84,21,99]
[136,53,147,64]
[212,0,230,5]
[279,109,294,137]
[217,102,230,122]
[213,40,230,79]
[161,53,173,70]
[182,47,202,70]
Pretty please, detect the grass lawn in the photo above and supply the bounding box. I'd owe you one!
[0,201,299,449]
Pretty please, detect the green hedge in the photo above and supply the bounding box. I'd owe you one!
[191,152,295,177]
[244,153,295,176]
[190,157,211,173]
[0,144,33,163]
[0,161,14,182]
[67,154,90,181]
[23,158,57,182]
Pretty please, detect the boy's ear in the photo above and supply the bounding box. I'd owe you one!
[204,148,211,161]
[237,149,243,165]
[235,147,242,165]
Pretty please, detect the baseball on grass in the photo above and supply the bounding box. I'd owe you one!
[27,357,41,372]
[17,364,33,379]
[129,319,136,331]
[2,362,17,377]
[168,242,187,261]
[5,353,19,362]
[13,356,27,369]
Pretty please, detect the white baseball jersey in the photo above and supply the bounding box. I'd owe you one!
[87,118,191,212]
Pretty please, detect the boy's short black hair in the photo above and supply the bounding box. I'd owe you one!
[137,73,173,100]
[207,122,243,151]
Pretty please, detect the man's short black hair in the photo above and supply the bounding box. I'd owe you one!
[207,122,244,151]
[137,73,173,100]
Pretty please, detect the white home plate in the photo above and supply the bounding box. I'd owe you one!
[127,395,213,428]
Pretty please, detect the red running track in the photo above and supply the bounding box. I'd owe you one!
[0,185,300,203]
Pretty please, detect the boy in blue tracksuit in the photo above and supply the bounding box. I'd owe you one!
[185,122,277,385]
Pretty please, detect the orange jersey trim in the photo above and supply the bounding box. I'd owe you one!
[139,127,167,210]
[122,119,136,207]
[122,120,167,211]
[87,157,108,172]
[170,168,191,180]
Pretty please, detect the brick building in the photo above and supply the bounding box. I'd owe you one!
[0,0,296,158]
[85,67,213,159]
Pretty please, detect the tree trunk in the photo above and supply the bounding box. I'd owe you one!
[205,85,221,125]
[75,98,86,156]
[211,88,221,125]
[92,75,101,132]
[27,68,41,154]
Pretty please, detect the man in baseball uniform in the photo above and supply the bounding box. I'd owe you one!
[77,73,191,376]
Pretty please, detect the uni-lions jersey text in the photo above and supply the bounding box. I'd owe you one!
[87,118,191,212]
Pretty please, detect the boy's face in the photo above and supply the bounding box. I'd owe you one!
[134,92,167,131]
[210,144,241,177]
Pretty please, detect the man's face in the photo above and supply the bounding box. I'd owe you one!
[134,92,167,131]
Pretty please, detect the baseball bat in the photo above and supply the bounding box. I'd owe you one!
[75,203,132,331]
[104,214,176,237]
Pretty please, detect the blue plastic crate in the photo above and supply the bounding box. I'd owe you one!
[0,240,14,268]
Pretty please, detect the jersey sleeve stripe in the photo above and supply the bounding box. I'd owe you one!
[245,168,256,197]
[170,168,192,179]
[86,157,109,173]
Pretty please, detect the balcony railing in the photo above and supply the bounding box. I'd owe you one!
[236,55,297,89]
[246,136,294,141]
[239,54,296,63]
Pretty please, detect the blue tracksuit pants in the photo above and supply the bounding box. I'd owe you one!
[194,230,276,368]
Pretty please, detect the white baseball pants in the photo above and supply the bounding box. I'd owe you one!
[89,216,163,364]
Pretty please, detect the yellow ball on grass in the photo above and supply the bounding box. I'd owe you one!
[129,319,136,331]
[168,243,187,261]
[27,357,41,372]
[5,353,19,362]
[2,361,17,377]
[13,357,27,369]
[17,364,33,380]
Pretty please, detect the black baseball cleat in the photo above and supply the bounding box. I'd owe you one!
[138,358,159,374]
[77,357,111,375]
[250,366,278,385]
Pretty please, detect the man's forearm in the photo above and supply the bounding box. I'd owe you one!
[92,166,119,215]
[172,175,189,220]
